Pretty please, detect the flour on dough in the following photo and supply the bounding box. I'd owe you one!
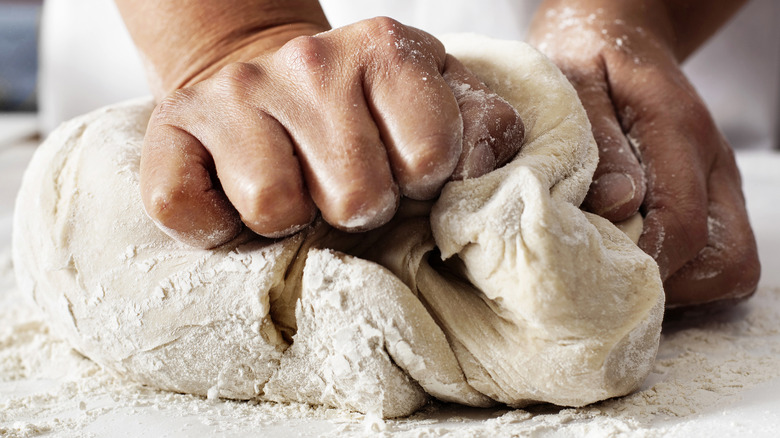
[13,34,664,417]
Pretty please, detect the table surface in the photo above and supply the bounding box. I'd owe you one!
[1,135,779,437]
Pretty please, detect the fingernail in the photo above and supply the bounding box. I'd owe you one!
[589,172,636,215]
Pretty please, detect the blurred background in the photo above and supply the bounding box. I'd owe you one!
[0,0,148,148]
[0,0,38,112]
[0,0,41,149]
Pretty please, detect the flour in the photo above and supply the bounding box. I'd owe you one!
[3,242,780,435]
[3,276,780,437]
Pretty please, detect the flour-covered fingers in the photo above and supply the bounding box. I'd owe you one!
[141,17,535,243]
[211,111,316,238]
[662,144,760,307]
[283,93,400,232]
[443,55,524,180]
[356,19,463,200]
[192,72,317,237]
[150,66,318,240]
[140,116,242,249]
[270,33,399,232]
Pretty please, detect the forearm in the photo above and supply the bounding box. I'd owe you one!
[114,0,330,97]
[530,0,748,62]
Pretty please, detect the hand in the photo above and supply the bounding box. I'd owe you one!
[140,17,524,248]
[528,1,760,307]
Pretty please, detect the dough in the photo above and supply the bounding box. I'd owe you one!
[13,34,664,417]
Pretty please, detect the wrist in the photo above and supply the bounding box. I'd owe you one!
[178,21,330,90]
[116,0,331,98]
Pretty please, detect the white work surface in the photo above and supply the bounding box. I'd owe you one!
[1,131,779,437]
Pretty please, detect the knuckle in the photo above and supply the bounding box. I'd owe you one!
[276,35,328,73]
[217,61,262,83]
[212,62,262,100]
[364,16,403,34]
[362,16,403,46]
[274,36,332,93]
[360,17,439,65]
[151,90,193,125]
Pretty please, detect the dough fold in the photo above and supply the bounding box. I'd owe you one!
[13,34,664,417]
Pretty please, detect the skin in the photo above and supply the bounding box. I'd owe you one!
[528,0,760,307]
[116,0,760,308]
[115,0,524,247]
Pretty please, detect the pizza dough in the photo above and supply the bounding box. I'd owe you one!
[12,34,664,417]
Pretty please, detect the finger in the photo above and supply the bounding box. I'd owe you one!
[272,35,399,231]
[140,117,242,249]
[562,64,645,221]
[618,72,710,280]
[443,55,525,180]
[216,112,316,238]
[663,145,760,307]
[185,78,317,238]
[359,20,463,199]
[636,139,709,281]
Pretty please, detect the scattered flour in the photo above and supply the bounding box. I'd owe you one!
[3,245,779,437]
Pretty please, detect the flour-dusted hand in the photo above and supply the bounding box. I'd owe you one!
[116,1,523,248]
[528,0,760,307]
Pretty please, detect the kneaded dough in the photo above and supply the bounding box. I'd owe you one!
[13,34,664,417]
